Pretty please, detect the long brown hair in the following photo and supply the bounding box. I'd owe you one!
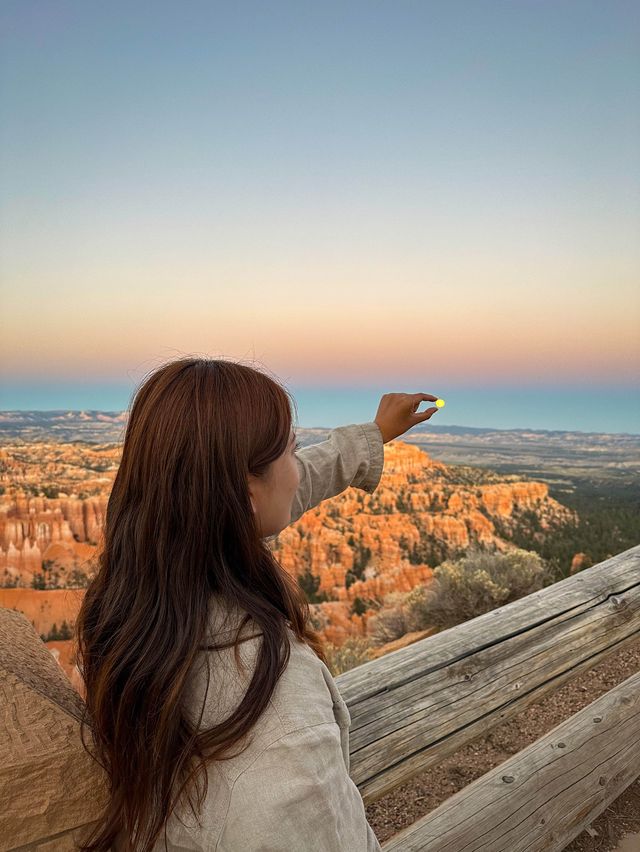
[75,356,327,852]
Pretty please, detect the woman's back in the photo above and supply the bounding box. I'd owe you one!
[140,593,381,851]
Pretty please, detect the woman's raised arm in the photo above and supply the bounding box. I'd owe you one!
[288,422,384,527]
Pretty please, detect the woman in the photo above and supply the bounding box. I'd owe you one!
[75,356,440,851]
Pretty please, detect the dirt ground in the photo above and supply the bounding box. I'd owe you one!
[365,636,640,851]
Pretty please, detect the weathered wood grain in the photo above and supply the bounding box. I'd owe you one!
[0,610,107,852]
[380,668,640,851]
[336,544,640,803]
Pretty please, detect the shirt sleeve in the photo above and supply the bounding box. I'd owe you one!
[287,422,385,527]
[216,723,383,852]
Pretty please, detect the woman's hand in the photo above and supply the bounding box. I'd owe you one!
[373,392,440,444]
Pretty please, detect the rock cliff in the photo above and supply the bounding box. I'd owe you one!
[0,438,579,685]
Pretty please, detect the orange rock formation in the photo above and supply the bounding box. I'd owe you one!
[0,438,579,690]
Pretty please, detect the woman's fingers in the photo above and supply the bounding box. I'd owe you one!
[375,391,440,442]
[410,393,439,413]
[413,406,438,421]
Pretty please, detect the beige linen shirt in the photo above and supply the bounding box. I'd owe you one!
[122,421,385,851]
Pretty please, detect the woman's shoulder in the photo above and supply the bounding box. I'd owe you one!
[185,596,338,737]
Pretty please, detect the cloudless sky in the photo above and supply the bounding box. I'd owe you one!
[0,1,638,431]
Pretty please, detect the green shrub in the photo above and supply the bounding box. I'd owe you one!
[324,636,375,677]
[298,566,329,603]
[405,544,553,632]
[41,619,74,642]
[369,544,553,644]
[368,591,412,646]
[350,596,368,616]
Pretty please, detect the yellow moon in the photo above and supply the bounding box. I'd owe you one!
[435,399,445,408]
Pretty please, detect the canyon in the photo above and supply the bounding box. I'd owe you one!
[0,435,583,696]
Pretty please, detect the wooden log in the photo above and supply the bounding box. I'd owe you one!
[336,544,640,803]
[380,668,640,851]
[0,609,107,851]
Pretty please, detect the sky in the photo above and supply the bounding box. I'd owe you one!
[0,1,639,433]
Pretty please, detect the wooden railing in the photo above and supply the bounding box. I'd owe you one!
[1,543,639,851]
[335,543,640,850]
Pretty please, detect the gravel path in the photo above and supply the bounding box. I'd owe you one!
[365,637,640,851]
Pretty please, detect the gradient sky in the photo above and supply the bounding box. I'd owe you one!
[0,1,638,428]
